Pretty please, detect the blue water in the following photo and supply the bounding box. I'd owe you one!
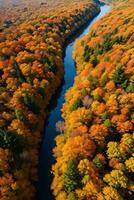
[37,4,110,200]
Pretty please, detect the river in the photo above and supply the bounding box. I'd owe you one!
[37,3,111,200]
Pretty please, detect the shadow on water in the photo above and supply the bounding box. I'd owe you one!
[36,3,111,200]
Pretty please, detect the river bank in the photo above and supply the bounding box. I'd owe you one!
[37,3,110,200]
[0,1,100,200]
[52,0,134,199]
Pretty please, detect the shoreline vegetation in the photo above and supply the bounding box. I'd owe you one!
[52,0,134,199]
[0,1,100,199]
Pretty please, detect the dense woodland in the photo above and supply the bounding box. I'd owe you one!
[0,0,100,199]
[0,0,97,30]
[52,0,134,199]
[0,0,133,199]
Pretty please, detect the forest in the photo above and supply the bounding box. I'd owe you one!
[52,0,134,199]
[0,0,133,200]
[0,0,100,199]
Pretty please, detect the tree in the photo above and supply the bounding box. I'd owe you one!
[125,156,134,172]
[97,186,123,200]
[64,160,80,193]
[13,60,26,83]
[0,128,26,154]
[23,94,40,114]
[15,109,26,122]
[107,142,121,159]
[56,121,65,133]
[82,95,93,108]
[103,170,128,189]
[112,65,127,87]
[70,98,82,112]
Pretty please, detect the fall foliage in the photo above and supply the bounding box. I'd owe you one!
[0,0,100,199]
[52,0,134,199]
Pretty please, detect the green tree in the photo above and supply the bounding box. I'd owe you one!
[0,128,26,154]
[15,109,26,122]
[23,94,40,114]
[112,65,127,86]
[64,160,81,193]
[70,99,82,112]
[14,60,26,83]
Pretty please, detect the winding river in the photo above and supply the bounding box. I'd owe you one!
[37,3,111,200]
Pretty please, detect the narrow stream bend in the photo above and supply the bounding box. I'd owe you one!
[37,3,111,200]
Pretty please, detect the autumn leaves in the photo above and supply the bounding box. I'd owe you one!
[0,1,100,199]
[52,1,134,199]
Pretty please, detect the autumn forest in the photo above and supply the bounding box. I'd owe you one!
[0,0,133,200]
